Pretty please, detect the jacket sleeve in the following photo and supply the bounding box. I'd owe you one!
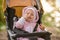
[15,17,25,29]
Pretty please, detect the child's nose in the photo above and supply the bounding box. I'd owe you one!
[28,14,31,16]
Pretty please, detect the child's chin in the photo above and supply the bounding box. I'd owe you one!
[27,21,31,22]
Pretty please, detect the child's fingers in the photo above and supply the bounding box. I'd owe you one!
[39,24,45,30]
[23,13,29,21]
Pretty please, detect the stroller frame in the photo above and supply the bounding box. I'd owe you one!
[4,0,52,40]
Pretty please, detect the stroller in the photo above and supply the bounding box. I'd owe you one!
[3,0,52,40]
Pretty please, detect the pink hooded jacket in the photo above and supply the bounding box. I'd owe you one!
[15,6,44,40]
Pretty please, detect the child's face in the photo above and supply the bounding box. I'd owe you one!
[26,9,34,22]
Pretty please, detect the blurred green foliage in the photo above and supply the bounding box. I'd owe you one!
[0,0,6,30]
[42,13,55,27]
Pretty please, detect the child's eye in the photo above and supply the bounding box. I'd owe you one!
[27,13,29,15]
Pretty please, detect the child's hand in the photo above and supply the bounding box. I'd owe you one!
[39,24,45,30]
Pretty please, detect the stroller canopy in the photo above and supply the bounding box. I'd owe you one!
[8,0,33,7]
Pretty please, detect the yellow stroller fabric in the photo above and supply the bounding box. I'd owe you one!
[13,7,25,17]
[9,0,33,7]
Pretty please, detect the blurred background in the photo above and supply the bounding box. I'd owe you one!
[0,0,6,30]
[0,0,60,40]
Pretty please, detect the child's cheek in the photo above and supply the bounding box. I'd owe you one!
[31,16,34,19]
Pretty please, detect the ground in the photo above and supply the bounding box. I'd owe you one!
[0,26,60,40]
[46,27,60,40]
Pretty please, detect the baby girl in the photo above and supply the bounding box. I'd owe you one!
[15,6,45,40]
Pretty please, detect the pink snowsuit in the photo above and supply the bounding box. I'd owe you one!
[15,6,44,40]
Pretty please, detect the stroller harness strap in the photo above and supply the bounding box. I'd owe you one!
[33,23,38,32]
